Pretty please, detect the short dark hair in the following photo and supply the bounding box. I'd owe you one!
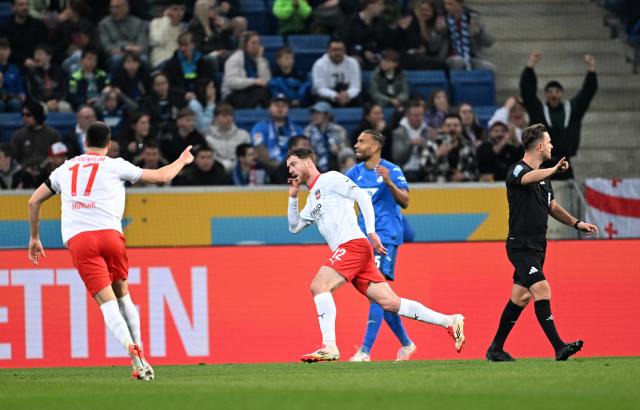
[0,37,9,49]
[34,44,53,56]
[276,46,293,59]
[287,135,310,149]
[81,47,99,59]
[522,123,548,150]
[361,129,385,147]
[177,107,195,119]
[444,113,462,123]
[85,122,111,148]
[381,49,400,64]
[194,144,213,156]
[235,143,253,158]
[286,148,315,161]
[327,38,345,49]
[142,139,159,150]
[0,143,11,157]
[214,103,234,117]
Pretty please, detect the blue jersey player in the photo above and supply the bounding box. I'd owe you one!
[346,129,416,361]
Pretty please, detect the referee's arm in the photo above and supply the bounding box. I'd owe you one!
[549,200,599,235]
[520,157,568,185]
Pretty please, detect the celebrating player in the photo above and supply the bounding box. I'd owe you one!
[286,148,465,362]
[27,122,194,380]
[346,130,416,362]
[486,124,598,362]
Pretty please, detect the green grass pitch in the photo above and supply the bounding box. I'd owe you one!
[1,357,639,410]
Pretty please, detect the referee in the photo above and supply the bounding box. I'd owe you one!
[486,124,598,362]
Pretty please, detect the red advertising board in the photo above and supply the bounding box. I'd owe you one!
[0,240,638,368]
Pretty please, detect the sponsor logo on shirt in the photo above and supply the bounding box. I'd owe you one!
[310,203,322,218]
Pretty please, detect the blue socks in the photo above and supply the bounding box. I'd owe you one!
[361,302,412,354]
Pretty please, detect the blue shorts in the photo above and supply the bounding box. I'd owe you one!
[374,244,398,281]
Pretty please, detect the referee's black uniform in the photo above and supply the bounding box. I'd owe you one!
[505,160,554,288]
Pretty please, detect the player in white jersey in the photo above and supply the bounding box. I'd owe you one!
[27,122,194,380]
[286,148,466,362]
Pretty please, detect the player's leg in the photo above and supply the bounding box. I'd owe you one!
[529,280,583,361]
[301,266,347,362]
[93,285,135,352]
[378,246,415,360]
[112,280,142,346]
[366,281,466,352]
[350,301,382,361]
[487,284,530,362]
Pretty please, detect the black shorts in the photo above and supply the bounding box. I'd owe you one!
[506,237,547,288]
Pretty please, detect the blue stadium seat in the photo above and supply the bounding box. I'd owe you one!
[288,35,329,73]
[0,113,21,143]
[404,70,448,100]
[473,105,496,129]
[234,108,269,131]
[361,70,373,92]
[239,0,269,35]
[260,35,285,67]
[450,70,496,106]
[288,108,310,127]
[265,0,279,36]
[0,3,11,27]
[46,112,76,136]
[332,107,362,136]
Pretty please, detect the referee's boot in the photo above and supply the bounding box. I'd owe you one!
[555,340,584,361]
[486,346,516,362]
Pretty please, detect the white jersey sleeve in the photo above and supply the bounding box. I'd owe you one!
[113,157,144,183]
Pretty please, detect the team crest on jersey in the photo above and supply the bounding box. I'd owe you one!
[315,189,321,200]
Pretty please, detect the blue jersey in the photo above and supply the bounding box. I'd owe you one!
[346,160,408,246]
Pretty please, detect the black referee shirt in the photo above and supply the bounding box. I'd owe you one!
[505,160,555,237]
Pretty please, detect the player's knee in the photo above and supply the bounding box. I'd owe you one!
[377,296,400,313]
[309,280,330,296]
[516,293,532,307]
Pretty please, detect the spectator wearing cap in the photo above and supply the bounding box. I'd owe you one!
[98,0,149,71]
[520,50,598,179]
[162,31,215,96]
[391,100,430,182]
[149,0,187,68]
[250,94,304,170]
[489,96,528,145]
[303,101,347,172]
[159,107,207,163]
[311,38,362,107]
[232,143,270,186]
[205,103,249,173]
[0,142,30,189]
[222,31,271,109]
[0,0,48,67]
[10,100,61,168]
[443,0,495,71]
[24,44,73,113]
[0,37,26,112]
[68,47,110,109]
[32,141,70,187]
[476,121,523,182]
[273,0,312,36]
[268,47,311,107]
[61,104,97,157]
[369,49,410,111]
[173,144,228,186]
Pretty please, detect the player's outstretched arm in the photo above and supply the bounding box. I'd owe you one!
[27,184,55,265]
[549,200,599,235]
[139,145,195,184]
[520,157,569,185]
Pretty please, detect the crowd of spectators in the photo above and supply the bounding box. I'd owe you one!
[0,0,596,189]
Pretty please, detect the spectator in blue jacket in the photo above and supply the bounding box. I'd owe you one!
[0,37,26,112]
[268,47,311,107]
[250,93,304,170]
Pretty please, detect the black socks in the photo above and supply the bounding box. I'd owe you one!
[534,299,565,351]
[490,300,524,351]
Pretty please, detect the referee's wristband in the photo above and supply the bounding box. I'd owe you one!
[573,220,582,229]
